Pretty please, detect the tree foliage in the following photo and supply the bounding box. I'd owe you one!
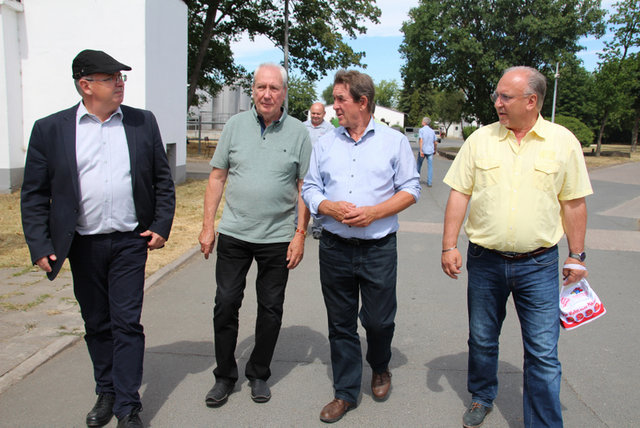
[592,0,640,153]
[554,115,595,146]
[186,0,381,108]
[398,84,435,128]
[287,76,317,121]
[375,80,400,109]
[432,90,466,133]
[400,0,605,125]
[322,83,334,105]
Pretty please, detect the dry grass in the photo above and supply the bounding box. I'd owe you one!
[0,177,221,277]
[0,193,30,270]
[582,144,639,170]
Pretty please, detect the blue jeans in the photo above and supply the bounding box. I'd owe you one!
[466,243,562,428]
[416,153,433,185]
[319,231,398,404]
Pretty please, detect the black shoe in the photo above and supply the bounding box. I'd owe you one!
[86,392,115,427]
[116,408,142,428]
[249,379,271,403]
[205,380,235,407]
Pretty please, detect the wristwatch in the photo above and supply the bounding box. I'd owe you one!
[569,251,586,262]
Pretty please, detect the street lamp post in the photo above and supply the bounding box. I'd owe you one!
[551,62,559,123]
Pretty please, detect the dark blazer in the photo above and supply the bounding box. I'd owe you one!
[21,103,176,280]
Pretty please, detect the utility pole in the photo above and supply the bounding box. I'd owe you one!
[284,0,290,110]
[551,62,559,123]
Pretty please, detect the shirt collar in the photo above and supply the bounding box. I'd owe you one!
[498,114,547,141]
[77,102,123,125]
[253,105,286,128]
[339,116,376,144]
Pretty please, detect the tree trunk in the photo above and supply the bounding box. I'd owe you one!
[631,107,639,153]
[595,109,609,157]
[187,1,221,109]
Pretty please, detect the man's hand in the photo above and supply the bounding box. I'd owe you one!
[286,233,305,269]
[319,200,356,222]
[562,258,588,285]
[35,254,57,273]
[140,230,166,250]
[342,206,378,228]
[441,248,463,279]
[199,227,216,260]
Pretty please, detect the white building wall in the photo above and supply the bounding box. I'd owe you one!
[324,105,406,128]
[0,0,25,192]
[0,0,187,192]
[145,0,188,182]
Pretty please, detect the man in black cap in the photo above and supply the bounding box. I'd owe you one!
[21,49,175,428]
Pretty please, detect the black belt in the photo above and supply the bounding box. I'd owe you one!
[473,243,556,260]
[322,230,395,246]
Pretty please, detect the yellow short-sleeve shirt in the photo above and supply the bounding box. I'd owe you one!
[443,115,593,253]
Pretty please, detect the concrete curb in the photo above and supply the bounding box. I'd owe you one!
[0,244,201,395]
[437,148,457,160]
[0,335,80,394]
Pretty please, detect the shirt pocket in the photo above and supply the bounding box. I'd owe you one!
[474,159,501,188]
[533,160,560,192]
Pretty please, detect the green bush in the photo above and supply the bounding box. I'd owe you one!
[553,115,594,147]
[462,126,478,140]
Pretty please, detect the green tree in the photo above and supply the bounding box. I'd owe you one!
[433,90,466,134]
[541,54,598,130]
[287,76,317,121]
[400,0,605,125]
[187,0,381,108]
[398,84,435,128]
[592,0,640,154]
[322,84,334,105]
[554,115,595,146]
[375,80,400,109]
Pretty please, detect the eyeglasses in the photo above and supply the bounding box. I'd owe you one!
[83,74,127,84]
[490,91,531,103]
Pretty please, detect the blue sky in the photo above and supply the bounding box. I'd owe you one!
[230,0,622,101]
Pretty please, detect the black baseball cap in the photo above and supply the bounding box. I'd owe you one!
[72,49,131,79]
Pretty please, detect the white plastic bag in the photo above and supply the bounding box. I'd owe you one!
[559,264,606,330]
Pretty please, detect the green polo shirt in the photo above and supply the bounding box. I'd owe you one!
[211,107,312,243]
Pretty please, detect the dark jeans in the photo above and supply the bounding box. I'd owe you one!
[319,231,398,403]
[466,242,562,428]
[213,233,290,383]
[68,231,148,419]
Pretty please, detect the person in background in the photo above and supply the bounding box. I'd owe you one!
[304,102,335,239]
[417,116,437,187]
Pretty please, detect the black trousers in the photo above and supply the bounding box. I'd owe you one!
[213,233,290,383]
[68,231,148,418]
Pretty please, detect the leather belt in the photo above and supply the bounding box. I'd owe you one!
[473,243,556,260]
[321,230,395,246]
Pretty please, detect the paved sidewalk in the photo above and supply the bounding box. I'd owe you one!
[0,155,638,427]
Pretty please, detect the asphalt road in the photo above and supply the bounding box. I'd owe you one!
[0,152,638,427]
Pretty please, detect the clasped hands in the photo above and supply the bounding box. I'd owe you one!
[321,200,377,228]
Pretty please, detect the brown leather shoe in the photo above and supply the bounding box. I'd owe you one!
[371,370,392,401]
[319,398,356,423]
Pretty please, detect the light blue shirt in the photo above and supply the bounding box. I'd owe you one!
[419,125,436,155]
[302,118,420,239]
[304,119,334,145]
[75,103,137,235]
